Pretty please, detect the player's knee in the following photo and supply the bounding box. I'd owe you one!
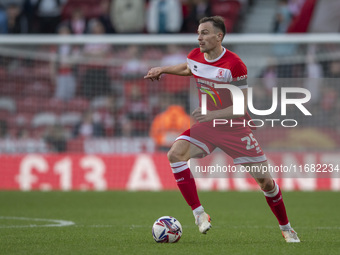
[258,178,274,191]
[167,148,186,163]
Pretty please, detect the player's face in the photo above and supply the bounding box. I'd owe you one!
[197,22,222,53]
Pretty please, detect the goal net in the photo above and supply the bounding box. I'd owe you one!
[0,34,339,190]
[0,34,339,153]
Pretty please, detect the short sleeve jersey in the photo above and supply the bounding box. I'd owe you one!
[187,47,248,112]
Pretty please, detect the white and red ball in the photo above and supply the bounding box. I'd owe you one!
[152,216,182,243]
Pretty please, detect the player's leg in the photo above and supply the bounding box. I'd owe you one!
[244,161,288,225]
[244,161,300,242]
[168,139,211,234]
[168,139,203,211]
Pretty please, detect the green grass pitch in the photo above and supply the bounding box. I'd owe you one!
[0,191,339,255]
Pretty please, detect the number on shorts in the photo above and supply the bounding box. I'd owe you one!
[241,134,259,150]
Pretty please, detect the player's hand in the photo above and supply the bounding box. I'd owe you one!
[192,107,215,123]
[144,67,163,81]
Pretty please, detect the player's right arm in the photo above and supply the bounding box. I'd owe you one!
[144,63,192,81]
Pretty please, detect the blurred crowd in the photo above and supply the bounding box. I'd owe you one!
[273,0,340,34]
[0,0,339,153]
[0,0,253,34]
[0,41,339,152]
[273,0,305,34]
[1,0,338,36]
[0,39,194,152]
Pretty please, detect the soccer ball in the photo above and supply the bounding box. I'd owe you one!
[152,216,182,243]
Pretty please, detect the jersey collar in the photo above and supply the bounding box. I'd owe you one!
[204,47,226,63]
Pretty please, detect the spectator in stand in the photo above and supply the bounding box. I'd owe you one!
[68,8,87,35]
[180,0,191,25]
[161,45,187,66]
[146,0,183,33]
[44,124,67,152]
[182,0,212,33]
[326,60,340,95]
[121,45,147,79]
[98,0,115,34]
[117,114,133,137]
[16,127,30,138]
[304,47,323,105]
[257,59,281,114]
[82,18,112,99]
[150,97,191,151]
[272,0,296,56]
[73,110,105,138]
[327,61,340,78]
[52,23,78,102]
[288,0,305,17]
[119,83,150,136]
[111,0,145,33]
[0,2,7,33]
[0,120,8,138]
[4,2,29,33]
[273,0,292,33]
[160,45,189,111]
[320,84,337,125]
[21,0,34,32]
[91,96,117,136]
[262,61,277,93]
[31,0,67,33]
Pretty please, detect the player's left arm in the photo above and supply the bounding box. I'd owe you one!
[192,88,247,122]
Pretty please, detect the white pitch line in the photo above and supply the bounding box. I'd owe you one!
[140,225,340,230]
[0,216,75,228]
[75,224,340,230]
[75,225,116,228]
[2,219,339,231]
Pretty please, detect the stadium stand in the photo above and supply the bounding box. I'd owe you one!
[0,0,338,154]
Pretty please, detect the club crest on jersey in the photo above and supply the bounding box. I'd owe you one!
[216,69,225,79]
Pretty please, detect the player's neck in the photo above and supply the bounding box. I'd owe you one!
[204,46,224,61]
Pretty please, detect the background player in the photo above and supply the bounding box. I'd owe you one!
[144,16,300,243]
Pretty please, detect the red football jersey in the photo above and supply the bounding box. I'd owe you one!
[187,47,253,127]
[187,47,248,110]
[175,48,265,163]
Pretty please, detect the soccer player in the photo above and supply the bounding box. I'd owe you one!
[144,16,300,243]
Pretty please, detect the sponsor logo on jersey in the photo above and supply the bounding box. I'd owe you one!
[236,74,247,81]
[198,84,222,107]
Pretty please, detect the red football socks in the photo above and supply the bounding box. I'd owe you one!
[170,162,201,210]
[262,181,289,226]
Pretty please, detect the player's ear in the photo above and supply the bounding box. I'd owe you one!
[217,32,223,42]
